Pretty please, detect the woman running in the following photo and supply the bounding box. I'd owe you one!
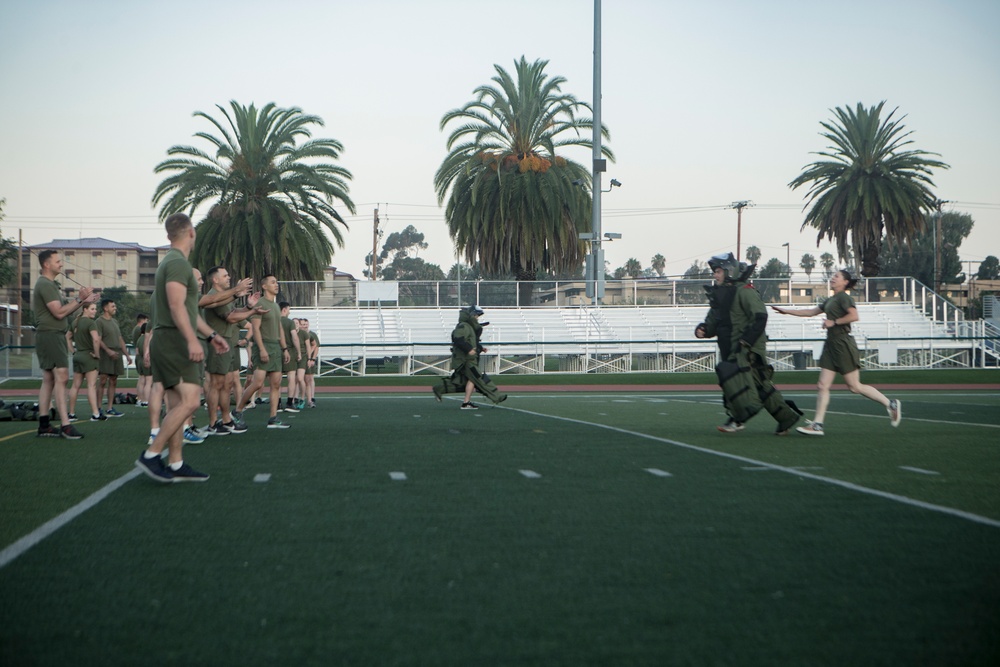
[771,270,901,436]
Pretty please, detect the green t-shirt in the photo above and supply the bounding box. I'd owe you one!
[32,276,67,332]
[204,288,238,338]
[297,329,309,358]
[253,298,281,343]
[97,316,123,351]
[74,315,98,353]
[153,248,198,332]
[821,291,855,337]
[281,316,297,356]
[308,331,319,355]
[130,324,143,347]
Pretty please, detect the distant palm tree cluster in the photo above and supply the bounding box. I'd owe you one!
[149,73,950,295]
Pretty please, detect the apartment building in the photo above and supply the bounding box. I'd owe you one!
[19,237,165,297]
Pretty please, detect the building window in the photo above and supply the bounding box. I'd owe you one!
[92,270,102,277]
[92,252,102,258]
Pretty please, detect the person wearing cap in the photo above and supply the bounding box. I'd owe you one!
[695,252,801,434]
[432,305,507,409]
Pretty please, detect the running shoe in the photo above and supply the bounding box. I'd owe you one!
[717,418,744,433]
[169,462,209,483]
[91,412,108,422]
[225,420,248,434]
[105,408,125,418]
[433,385,443,402]
[183,427,205,445]
[67,413,77,422]
[887,399,902,427]
[60,424,84,440]
[208,421,230,436]
[267,418,291,429]
[283,402,300,413]
[37,425,61,438]
[135,453,173,483]
[796,422,825,436]
[460,402,479,410]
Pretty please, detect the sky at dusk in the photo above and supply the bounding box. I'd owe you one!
[2,0,998,281]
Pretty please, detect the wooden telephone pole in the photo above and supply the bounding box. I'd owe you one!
[371,208,380,281]
[731,200,752,260]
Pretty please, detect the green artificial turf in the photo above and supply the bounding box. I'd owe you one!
[1,388,998,666]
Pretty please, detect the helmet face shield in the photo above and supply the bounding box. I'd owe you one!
[707,252,740,280]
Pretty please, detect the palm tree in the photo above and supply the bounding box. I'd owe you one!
[799,253,816,281]
[435,57,613,305]
[152,101,355,296]
[650,253,666,277]
[623,258,642,278]
[820,252,835,280]
[745,245,762,266]
[789,101,948,276]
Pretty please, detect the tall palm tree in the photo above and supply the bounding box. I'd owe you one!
[650,253,666,277]
[623,258,642,278]
[435,57,613,304]
[799,253,816,281]
[745,245,762,266]
[789,101,948,277]
[152,101,355,292]
[820,252,835,280]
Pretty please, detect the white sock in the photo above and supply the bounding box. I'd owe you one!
[169,460,184,471]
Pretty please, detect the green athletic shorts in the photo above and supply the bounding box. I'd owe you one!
[252,340,282,373]
[282,350,297,374]
[206,338,233,376]
[228,335,241,373]
[73,350,99,375]
[819,334,862,375]
[151,328,202,389]
[35,331,69,370]
[99,350,125,376]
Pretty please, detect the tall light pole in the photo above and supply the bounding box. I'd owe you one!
[586,0,605,306]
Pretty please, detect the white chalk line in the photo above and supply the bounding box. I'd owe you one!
[501,405,1000,530]
[0,468,142,570]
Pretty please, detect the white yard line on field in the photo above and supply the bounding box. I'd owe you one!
[502,405,1000,530]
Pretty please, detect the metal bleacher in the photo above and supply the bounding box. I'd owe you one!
[290,301,992,376]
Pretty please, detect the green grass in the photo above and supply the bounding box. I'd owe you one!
[1,386,998,666]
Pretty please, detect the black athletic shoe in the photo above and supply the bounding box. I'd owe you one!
[226,420,248,434]
[267,418,291,429]
[283,402,300,413]
[60,424,84,440]
[208,421,231,436]
[91,412,108,422]
[170,462,209,483]
[135,453,174,483]
[37,425,61,438]
[460,402,479,410]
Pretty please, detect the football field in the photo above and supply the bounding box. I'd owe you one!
[1,387,999,666]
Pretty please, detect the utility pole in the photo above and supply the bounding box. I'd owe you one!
[16,229,22,346]
[371,208,380,281]
[731,200,752,260]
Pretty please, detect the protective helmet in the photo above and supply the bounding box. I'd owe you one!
[707,252,741,281]
[466,304,484,316]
